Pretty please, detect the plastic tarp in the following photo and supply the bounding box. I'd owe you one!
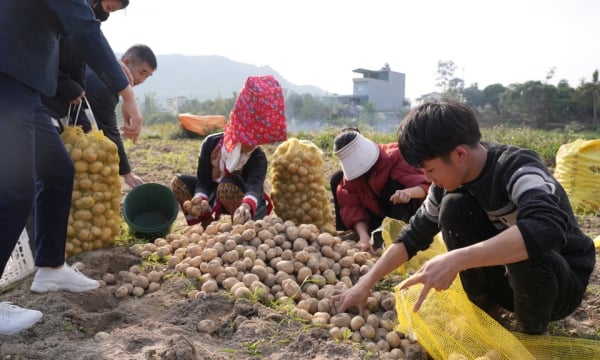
[178,113,227,136]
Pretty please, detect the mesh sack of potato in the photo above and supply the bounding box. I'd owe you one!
[386,215,600,359]
[61,125,122,257]
[381,217,447,275]
[270,138,335,233]
[396,276,600,360]
[554,138,600,214]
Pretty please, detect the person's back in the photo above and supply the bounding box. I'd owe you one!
[40,0,129,130]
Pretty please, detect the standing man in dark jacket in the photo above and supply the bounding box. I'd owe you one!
[85,44,157,188]
[0,0,143,336]
[42,0,130,131]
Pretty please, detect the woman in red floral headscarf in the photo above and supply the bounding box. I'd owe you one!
[171,75,287,226]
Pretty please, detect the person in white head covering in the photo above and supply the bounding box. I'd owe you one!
[331,128,430,252]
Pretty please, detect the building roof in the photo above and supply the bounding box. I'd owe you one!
[352,68,389,81]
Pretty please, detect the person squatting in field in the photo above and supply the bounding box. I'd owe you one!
[332,101,595,335]
[330,128,430,252]
[170,75,287,227]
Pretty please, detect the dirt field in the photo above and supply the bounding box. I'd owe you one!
[1,128,599,359]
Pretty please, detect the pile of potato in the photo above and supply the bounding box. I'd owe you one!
[120,215,423,359]
[269,138,336,234]
[61,126,122,257]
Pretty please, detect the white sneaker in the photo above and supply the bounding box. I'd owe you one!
[0,302,43,335]
[30,264,99,293]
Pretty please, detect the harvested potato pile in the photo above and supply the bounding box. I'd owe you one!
[61,126,122,257]
[269,138,336,234]
[118,215,423,359]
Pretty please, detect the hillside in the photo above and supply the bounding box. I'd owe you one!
[133,54,328,101]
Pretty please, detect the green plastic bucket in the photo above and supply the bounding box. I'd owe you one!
[122,183,179,239]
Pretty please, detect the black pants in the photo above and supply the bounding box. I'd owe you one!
[330,170,421,232]
[440,190,587,334]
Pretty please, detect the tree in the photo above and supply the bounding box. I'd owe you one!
[142,92,159,117]
[482,84,506,114]
[435,60,457,92]
[592,70,599,124]
[436,60,464,102]
[573,71,600,126]
[462,83,485,109]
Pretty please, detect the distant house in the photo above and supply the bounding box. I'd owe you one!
[415,92,442,106]
[164,96,188,114]
[350,64,406,112]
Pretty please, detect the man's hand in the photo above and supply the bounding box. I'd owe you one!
[123,172,144,188]
[119,86,143,144]
[233,203,252,225]
[330,285,371,318]
[399,252,461,312]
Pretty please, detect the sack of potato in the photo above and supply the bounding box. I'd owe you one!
[60,125,122,257]
[270,138,335,233]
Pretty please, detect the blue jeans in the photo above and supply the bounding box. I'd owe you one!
[0,73,73,276]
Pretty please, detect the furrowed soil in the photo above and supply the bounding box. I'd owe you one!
[1,126,599,359]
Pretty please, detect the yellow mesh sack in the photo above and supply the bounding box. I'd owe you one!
[554,139,600,214]
[380,217,446,275]
[270,138,335,233]
[383,217,600,359]
[396,278,535,359]
[61,126,122,257]
[396,278,600,359]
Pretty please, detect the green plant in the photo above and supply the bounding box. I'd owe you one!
[243,339,263,357]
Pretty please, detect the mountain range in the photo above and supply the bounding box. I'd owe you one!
[132,54,328,101]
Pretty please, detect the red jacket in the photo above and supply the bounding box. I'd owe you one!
[336,143,430,229]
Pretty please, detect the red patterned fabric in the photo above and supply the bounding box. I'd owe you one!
[223,75,287,152]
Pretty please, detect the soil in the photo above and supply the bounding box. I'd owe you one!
[1,131,599,360]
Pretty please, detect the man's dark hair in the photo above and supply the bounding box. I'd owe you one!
[122,44,158,70]
[397,102,481,167]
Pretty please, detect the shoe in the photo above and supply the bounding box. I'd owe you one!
[0,302,43,335]
[30,264,99,293]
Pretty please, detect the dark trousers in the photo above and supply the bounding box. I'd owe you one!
[329,170,421,231]
[440,190,587,334]
[0,74,73,277]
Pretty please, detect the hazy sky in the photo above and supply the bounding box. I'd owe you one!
[101,0,598,100]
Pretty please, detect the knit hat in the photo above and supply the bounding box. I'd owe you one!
[334,133,380,180]
[223,75,287,152]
